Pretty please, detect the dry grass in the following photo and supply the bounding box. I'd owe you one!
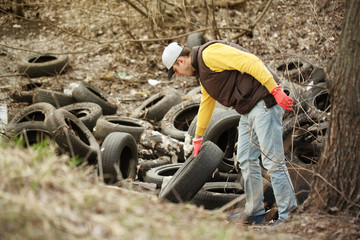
[0,138,299,240]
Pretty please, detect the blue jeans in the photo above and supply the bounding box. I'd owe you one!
[237,100,297,220]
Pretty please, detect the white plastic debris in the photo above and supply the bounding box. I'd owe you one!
[0,103,8,132]
[63,82,80,95]
[148,79,161,86]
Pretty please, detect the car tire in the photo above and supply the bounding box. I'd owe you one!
[72,81,117,115]
[33,89,76,107]
[8,121,52,147]
[100,132,138,184]
[45,108,99,163]
[62,102,103,131]
[269,58,312,82]
[160,99,200,141]
[131,89,181,122]
[5,102,55,135]
[17,54,69,78]
[137,156,171,181]
[145,163,183,188]
[158,141,223,203]
[186,32,206,49]
[192,182,244,210]
[188,109,240,172]
[94,115,153,143]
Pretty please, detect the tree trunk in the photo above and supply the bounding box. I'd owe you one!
[305,0,360,216]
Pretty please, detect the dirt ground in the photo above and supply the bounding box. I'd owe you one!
[1,0,359,239]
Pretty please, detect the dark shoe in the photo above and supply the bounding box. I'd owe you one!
[262,219,283,230]
[228,212,265,224]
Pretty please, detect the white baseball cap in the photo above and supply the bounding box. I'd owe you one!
[162,42,184,78]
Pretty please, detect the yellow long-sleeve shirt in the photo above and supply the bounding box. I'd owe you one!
[195,43,278,136]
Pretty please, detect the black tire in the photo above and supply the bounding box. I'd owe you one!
[312,90,331,113]
[189,109,240,172]
[10,82,43,103]
[186,32,206,49]
[203,110,239,172]
[145,163,183,188]
[287,163,313,205]
[309,59,329,84]
[131,89,181,122]
[210,169,240,182]
[9,121,52,147]
[94,115,153,142]
[45,108,99,163]
[137,156,171,181]
[5,102,55,135]
[183,107,227,158]
[184,86,202,99]
[10,91,33,103]
[100,132,138,184]
[158,141,224,203]
[269,58,312,82]
[17,54,69,78]
[305,82,330,113]
[192,182,244,210]
[280,79,308,113]
[290,122,327,164]
[186,107,228,137]
[160,99,200,141]
[62,102,103,131]
[263,178,276,210]
[72,81,117,115]
[282,113,315,158]
[33,89,76,108]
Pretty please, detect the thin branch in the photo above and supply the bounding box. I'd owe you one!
[0,43,89,55]
[0,74,24,79]
[122,0,149,19]
[231,0,273,40]
[211,0,221,40]
[249,0,273,29]
[214,0,247,8]
[160,0,176,7]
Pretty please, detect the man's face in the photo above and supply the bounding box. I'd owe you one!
[172,57,195,77]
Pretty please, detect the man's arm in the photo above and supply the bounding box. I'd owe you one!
[195,84,216,138]
[193,84,216,157]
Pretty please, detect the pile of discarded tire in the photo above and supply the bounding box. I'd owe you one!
[7,51,330,216]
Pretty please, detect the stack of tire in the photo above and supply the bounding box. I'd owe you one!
[5,80,121,163]
[10,50,331,213]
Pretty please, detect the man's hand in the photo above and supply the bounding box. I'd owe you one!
[270,86,293,111]
[193,137,203,157]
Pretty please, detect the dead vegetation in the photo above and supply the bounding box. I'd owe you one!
[0,139,300,240]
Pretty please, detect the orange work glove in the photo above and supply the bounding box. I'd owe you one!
[270,86,293,111]
[193,137,203,157]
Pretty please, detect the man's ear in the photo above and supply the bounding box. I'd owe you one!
[177,56,185,65]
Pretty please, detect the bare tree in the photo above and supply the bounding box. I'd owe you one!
[305,0,360,216]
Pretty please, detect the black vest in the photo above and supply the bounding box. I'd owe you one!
[191,40,278,114]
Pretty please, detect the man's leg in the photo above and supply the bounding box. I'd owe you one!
[237,111,265,217]
[253,103,297,220]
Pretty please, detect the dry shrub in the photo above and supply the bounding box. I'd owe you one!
[0,140,281,240]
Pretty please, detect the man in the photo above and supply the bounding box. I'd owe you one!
[161,40,297,226]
